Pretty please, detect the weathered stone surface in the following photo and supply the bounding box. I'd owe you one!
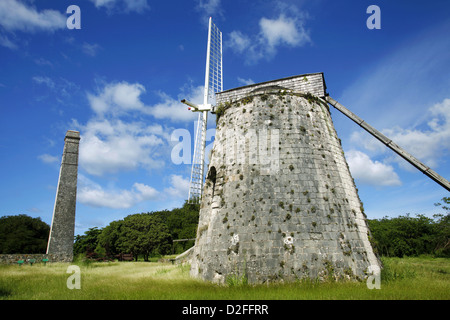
[190,74,381,284]
[46,130,80,261]
[0,253,73,264]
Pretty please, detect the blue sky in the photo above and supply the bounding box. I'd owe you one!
[0,0,449,236]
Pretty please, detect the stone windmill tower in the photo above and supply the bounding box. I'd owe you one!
[189,74,382,283]
[184,21,449,285]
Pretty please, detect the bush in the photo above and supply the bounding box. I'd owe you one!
[367,199,449,258]
[0,215,49,254]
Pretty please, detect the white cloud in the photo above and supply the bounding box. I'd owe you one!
[228,31,251,53]
[77,174,189,209]
[32,76,79,101]
[82,42,102,57]
[350,98,450,170]
[0,33,18,50]
[27,207,42,213]
[259,14,309,48]
[77,175,159,209]
[87,82,147,116]
[0,0,66,33]
[73,79,198,208]
[150,86,202,123]
[90,0,115,8]
[346,150,401,186]
[164,175,190,198]
[73,79,204,199]
[123,0,149,13]
[227,12,310,64]
[196,0,222,20]
[86,81,198,122]
[38,154,59,164]
[33,76,55,89]
[89,0,150,13]
[72,80,209,178]
[75,118,167,176]
[237,77,255,86]
[34,58,53,67]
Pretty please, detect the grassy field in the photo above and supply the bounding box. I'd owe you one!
[0,256,449,300]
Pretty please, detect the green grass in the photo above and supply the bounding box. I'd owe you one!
[0,256,448,300]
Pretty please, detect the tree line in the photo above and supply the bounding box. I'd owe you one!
[0,214,50,254]
[367,197,449,258]
[73,201,199,261]
[0,198,448,259]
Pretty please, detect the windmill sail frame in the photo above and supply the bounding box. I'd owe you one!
[186,17,223,204]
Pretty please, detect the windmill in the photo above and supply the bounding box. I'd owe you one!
[181,17,223,204]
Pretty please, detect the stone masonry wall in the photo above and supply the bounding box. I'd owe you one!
[0,253,73,265]
[214,73,326,111]
[190,82,380,284]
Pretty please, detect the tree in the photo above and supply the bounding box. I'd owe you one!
[433,197,450,257]
[97,220,123,257]
[112,213,172,261]
[154,201,199,254]
[138,215,172,260]
[434,197,450,212]
[73,201,200,260]
[0,214,50,254]
[368,214,438,257]
[73,227,102,257]
[367,198,450,257]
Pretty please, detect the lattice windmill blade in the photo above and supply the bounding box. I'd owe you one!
[183,17,223,204]
[187,112,207,203]
[204,17,223,106]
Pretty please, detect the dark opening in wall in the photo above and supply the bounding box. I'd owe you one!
[207,166,217,197]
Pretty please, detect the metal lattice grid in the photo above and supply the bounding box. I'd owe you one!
[205,19,223,105]
[188,112,207,203]
[188,17,222,204]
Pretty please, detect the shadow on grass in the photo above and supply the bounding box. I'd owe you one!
[0,287,12,298]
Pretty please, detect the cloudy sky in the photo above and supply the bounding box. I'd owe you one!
[0,0,449,236]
